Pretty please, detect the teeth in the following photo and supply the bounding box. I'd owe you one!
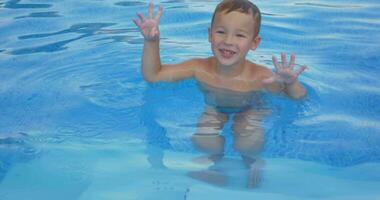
[221,49,235,57]
[222,49,234,54]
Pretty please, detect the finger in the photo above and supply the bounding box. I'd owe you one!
[132,19,143,30]
[281,52,287,67]
[155,6,164,22]
[295,65,307,77]
[272,55,281,70]
[289,54,295,70]
[148,1,153,19]
[136,12,145,22]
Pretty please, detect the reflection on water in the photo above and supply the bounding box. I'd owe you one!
[11,35,85,55]
[294,2,362,9]
[15,11,61,19]
[18,23,116,40]
[0,0,379,170]
[10,23,116,55]
[0,0,380,198]
[3,0,51,9]
[114,1,146,7]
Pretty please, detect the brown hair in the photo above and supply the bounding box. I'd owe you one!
[211,0,261,36]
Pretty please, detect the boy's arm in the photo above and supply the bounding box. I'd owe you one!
[273,80,306,99]
[134,2,196,82]
[263,53,307,99]
[142,39,199,82]
[282,80,306,99]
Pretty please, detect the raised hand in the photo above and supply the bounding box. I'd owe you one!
[263,53,307,85]
[133,1,163,41]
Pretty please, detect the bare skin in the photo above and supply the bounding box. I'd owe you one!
[133,1,307,188]
[133,3,306,96]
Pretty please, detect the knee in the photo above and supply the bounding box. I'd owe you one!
[233,132,264,156]
[191,134,225,154]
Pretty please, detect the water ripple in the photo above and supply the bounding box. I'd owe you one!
[18,23,116,40]
[114,1,146,7]
[0,132,40,162]
[1,0,380,168]
[10,35,85,55]
[80,80,147,109]
[9,23,116,55]
[3,0,52,9]
[295,114,380,131]
[15,11,61,19]
[294,2,362,9]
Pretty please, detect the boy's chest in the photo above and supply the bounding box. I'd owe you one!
[195,72,264,92]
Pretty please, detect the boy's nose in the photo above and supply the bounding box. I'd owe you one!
[224,34,234,45]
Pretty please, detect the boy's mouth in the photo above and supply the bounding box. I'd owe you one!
[219,48,236,59]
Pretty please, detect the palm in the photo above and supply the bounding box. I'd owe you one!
[272,67,299,84]
[263,53,306,85]
[133,2,163,41]
[140,19,159,39]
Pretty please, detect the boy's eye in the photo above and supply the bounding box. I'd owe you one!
[236,34,246,38]
[216,30,225,34]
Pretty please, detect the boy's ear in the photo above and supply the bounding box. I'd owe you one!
[208,27,212,43]
[250,35,261,50]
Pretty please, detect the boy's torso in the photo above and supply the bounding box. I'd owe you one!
[198,82,259,112]
[194,57,270,92]
[194,57,269,112]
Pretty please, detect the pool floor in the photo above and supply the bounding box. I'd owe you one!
[0,136,379,200]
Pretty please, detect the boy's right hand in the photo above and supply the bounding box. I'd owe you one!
[133,1,163,41]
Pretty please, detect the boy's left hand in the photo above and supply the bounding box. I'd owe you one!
[263,53,307,85]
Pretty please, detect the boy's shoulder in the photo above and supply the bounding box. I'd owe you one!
[181,57,211,67]
[190,57,215,72]
[186,58,274,79]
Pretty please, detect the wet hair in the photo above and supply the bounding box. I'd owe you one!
[211,0,261,36]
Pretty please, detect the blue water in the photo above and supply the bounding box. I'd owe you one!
[1,0,380,199]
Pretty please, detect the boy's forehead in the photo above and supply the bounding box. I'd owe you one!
[213,11,256,30]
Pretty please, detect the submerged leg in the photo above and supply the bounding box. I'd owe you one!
[189,107,229,186]
[191,107,228,160]
[232,109,266,188]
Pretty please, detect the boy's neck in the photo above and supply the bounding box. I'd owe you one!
[215,60,246,78]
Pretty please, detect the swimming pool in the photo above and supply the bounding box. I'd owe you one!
[1,0,380,199]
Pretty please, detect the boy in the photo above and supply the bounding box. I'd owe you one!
[133,0,307,187]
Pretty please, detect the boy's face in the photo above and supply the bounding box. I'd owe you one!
[209,10,261,67]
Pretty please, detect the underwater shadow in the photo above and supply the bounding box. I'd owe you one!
[0,132,40,182]
[141,84,173,169]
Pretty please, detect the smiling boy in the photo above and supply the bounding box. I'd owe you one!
[133,0,307,187]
